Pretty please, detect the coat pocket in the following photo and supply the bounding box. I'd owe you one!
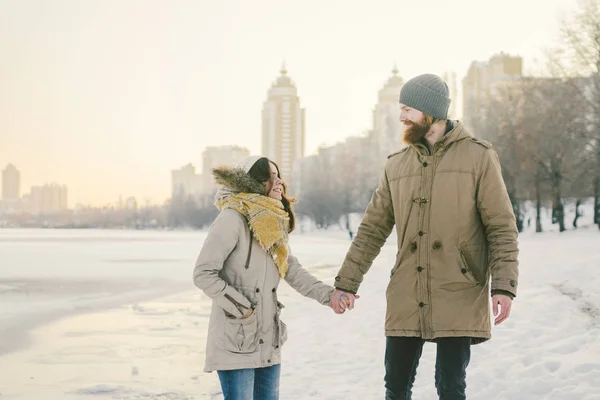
[216,285,254,318]
[390,254,402,279]
[223,312,259,354]
[458,247,479,284]
[279,320,288,347]
[275,301,288,348]
[390,239,413,279]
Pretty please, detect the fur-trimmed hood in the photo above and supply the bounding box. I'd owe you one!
[213,166,265,194]
[212,166,265,207]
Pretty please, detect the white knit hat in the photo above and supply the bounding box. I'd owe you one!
[235,155,263,173]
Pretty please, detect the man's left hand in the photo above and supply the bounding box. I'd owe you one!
[492,294,512,325]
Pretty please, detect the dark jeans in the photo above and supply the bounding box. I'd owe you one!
[384,336,471,400]
[217,364,280,400]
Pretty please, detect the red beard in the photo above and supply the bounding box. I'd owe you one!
[402,117,432,144]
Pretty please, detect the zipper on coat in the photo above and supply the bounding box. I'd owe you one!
[244,231,253,269]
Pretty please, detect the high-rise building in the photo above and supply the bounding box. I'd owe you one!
[27,183,68,213]
[2,164,20,201]
[201,146,250,176]
[171,163,202,200]
[372,66,405,155]
[200,145,250,198]
[171,146,250,206]
[462,53,523,131]
[262,64,305,182]
[442,71,459,118]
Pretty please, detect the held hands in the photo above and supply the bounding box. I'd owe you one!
[492,294,512,325]
[329,289,360,314]
[240,289,362,318]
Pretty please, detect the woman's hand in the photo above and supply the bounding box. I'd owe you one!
[240,308,254,319]
[329,289,359,314]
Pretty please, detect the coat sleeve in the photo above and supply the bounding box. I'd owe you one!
[334,166,396,294]
[476,148,520,297]
[193,209,254,317]
[284,246,335,305]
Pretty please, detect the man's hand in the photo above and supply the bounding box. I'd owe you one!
[329,289,360,314]
[492,294,512,325]
[241,308,254,319]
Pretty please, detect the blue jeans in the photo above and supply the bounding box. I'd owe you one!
[384,337,471,400]
[217,364,281,400]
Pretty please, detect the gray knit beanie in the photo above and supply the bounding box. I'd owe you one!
[399,74,451,120]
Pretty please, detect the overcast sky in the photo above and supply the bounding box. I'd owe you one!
[0,0,576,206]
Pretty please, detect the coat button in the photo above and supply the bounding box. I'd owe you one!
[259,339,264,344]
[432,241,442,250]
[267,359,271,363]
[410,241,418,252]
[417,266,423,272]
[256,288,260,293]
[418,231,424,236]
[419,302,425,307]
[272,288,276,292]
[461,268,467,274]
[510,280,516,287]
[423,162,429,167]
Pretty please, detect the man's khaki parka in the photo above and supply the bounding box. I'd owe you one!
[335,121,519,343]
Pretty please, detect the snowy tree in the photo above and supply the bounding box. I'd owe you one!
[548,0,600,229]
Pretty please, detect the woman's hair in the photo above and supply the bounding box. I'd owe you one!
[247,157,296,233]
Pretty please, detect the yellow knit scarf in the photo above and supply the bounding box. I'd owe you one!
[216,192,290,277]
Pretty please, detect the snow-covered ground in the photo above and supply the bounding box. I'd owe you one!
[0,207,599,399]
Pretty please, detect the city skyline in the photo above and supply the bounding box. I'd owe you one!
[1,0,578,206]
[0,163,69,213]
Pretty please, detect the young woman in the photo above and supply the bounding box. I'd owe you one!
[193,155,337,400]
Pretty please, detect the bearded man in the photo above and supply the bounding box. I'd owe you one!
[329,74,520,400]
